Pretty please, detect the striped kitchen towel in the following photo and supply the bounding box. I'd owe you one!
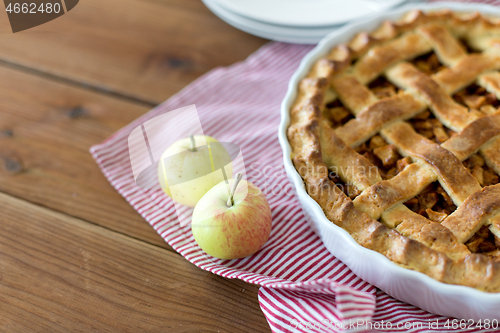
[91,2,500,331]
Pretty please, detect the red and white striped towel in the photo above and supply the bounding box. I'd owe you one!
[91,2,500,331]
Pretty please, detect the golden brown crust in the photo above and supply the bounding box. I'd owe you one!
[320,121,382,191]
[478,71,500,100]
[385,205,470,260]
[287,9,500,292]
[417,24,467,66]
[354,162,436,220]
[335,94,426,147]
[386,62,477,131]
[433,52,500,95]
[442,112,500,161]
[381,122,481,205]
[480,136,500,175]
[352,32,432,84]
[442,184,500,243]
[331,75,378,115]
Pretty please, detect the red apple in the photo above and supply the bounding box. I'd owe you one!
[191,174,272,259]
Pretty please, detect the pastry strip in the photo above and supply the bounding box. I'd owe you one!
[381,204,470,260]
[386,62,477,131]
[480,136,500,175]
[353,161,436,220]
[320,120,382,191]
[442,184,500,243]
[352,31,432,84]
[442,112,500,161]
[331,75,378,115]
[335,93,426,147]
[417,24,467,66]
[433,51,500,95]
[478,71,500,100]
[381,121,481,205]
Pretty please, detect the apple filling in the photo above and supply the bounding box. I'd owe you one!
[463,153,499,188]
[454,84,500,112]
[328,49,500,246]
[410,52,445,76]
[465,225,500,257]
[328,171,362,200]
[325,48,500,260]
[403,182,456,222]
[408,110,456,144]
[368,76,401,99]
[324,99,354,129]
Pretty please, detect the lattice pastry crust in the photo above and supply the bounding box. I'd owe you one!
[288,9,500,292]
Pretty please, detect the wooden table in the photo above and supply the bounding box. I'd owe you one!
[0,1,272,331]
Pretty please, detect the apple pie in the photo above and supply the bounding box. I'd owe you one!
[288,9,500,291]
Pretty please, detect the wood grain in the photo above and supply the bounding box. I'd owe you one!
[0,0,267,104]
[0,64,169,249]
[0,0,274,330]
[0,191,270,332]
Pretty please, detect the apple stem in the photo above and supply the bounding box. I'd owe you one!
[227,173,243,208]
[189,135,197,152]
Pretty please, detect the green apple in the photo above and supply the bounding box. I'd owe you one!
[191,174,272,259]
[157,135,232,207]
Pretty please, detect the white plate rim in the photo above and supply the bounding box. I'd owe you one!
[278,1,500,319]
[202,0,333,44]
[211,0,408,27]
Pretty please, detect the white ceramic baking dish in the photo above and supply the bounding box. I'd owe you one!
[279,1,500,321]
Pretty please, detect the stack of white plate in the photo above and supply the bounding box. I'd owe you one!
[202,0,411,44]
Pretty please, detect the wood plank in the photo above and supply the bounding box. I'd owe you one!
[0,0,267,104]
[0,192,270,332]
[0,64,170,249]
